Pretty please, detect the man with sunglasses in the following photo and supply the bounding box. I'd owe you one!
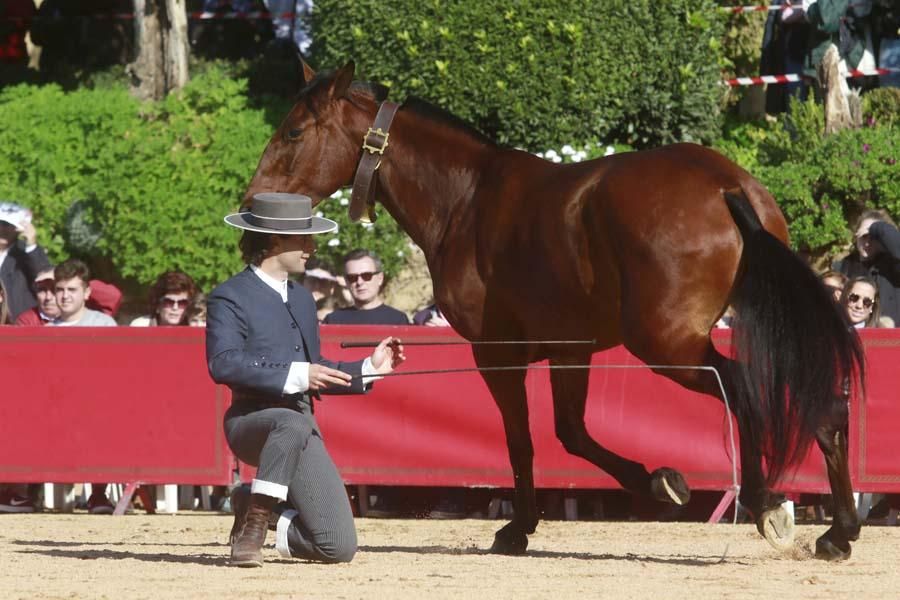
[323,249,410,325]
[835,209,900,325]
[207,193,405,567]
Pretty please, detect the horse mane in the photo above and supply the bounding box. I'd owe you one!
[403,96,497,146]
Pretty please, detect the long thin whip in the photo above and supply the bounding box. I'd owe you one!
[340,339,597,348]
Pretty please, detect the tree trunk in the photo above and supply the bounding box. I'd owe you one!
[129,0,189,101]
[818,44,861,135]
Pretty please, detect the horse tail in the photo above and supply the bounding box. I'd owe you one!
[722,188,865,485]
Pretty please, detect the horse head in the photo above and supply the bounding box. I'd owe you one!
[243,61,384,220]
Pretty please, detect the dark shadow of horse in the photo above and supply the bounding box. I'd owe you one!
[242,61,865,561]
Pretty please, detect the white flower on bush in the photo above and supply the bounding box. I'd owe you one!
[572,150,587,162]
[544,149,559,161]
[329,190,344,199]
[560,144,575,156]
[328,238,340,247]
[315,211,324,217]
[339,197,349,206]
[604,145,616,156]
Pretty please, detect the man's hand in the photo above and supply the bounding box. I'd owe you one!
[17,222,37,247]
[370,336,405,375]
[308,364,352,390]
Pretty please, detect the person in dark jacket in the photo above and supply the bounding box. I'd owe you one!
[834,209,900,326]
[206,193,404,567]
[0,202,52,322]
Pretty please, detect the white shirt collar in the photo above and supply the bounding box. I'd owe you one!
[250,265,289,302]
[0,247,8,271]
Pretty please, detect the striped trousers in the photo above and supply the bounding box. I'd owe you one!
[224,404,357,563]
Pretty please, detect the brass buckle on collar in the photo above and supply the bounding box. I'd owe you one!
[362,127,390,155]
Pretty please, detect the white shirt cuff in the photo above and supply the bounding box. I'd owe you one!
[361,356,382,387]
[283,362,310,394]
[24,243,37,253]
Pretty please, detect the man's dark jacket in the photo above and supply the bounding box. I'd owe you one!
[0,241,51,321]
[206,268,366,410]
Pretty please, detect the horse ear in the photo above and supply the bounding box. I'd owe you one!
[299,57,316,86]
[330,61,356,99]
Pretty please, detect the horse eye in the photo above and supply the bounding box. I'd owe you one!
[287,128,302,140]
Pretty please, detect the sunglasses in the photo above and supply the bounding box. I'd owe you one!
[160,297,190,309]
[345,271,380,284]
[847,293,875,309]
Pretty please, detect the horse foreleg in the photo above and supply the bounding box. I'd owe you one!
[478,368,536,555]
[813,401,859,561]
[549,355,690,505]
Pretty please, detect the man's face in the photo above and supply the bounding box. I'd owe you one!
[274,234,316,275]
[855,218,883,261]
[344,257,383,305]
[0,222,17,251]
[35,278,61,318]
[55,277,90,320]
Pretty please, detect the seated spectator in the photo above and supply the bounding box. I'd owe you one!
[820,270,849,303]
[0,202,52,322]
[840,276,893,328]
[87,279,123,317]
[15,269,60,325]
[302,258,346,322]
[47,259,117,513]
[323,249,410,325]
[187,292,207,327]
[130,271,199,326]
[0,279,9,324]
[834,209,900,325]
[413,302,450,327]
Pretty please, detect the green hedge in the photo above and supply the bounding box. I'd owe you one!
[0,65,411,291]
[309,0,726,150]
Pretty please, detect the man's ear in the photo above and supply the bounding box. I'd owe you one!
[83,282,92,301]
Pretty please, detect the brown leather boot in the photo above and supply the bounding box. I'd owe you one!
[228,486,250,546]
[230,493,277,567]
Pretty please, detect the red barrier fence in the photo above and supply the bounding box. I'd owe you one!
[3,327,899,493]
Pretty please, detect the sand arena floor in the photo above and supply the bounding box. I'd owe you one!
[2,514,899,599]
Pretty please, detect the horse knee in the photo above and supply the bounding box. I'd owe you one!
[554,422,590,456]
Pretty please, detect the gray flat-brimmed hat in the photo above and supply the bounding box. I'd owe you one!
[225,193,337,235]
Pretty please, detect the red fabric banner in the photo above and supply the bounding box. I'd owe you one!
[2,326,899,492]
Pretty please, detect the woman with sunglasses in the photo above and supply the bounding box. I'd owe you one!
[130,271,199,327]
[839,276,892,328]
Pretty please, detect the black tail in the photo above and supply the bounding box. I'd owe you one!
[723,189,865,485]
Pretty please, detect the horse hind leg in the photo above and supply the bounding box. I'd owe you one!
[813,400,859,561]
[548,353,690,506]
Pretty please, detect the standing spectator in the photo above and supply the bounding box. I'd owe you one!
[803,0,878,85]
[15,269,60,325]
[0,202,52,322]
[840,276,893,328]
[323,249,408,517]
[834,209,900,325]
[47,259,117,514]
[323,249,410,325]
[129,271,198,327]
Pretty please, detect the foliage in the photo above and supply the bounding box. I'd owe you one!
[863,87,900,128]
[716,0,767,107]
[0,66,412,292]
[715,97,899,260]
[309,0,726,150]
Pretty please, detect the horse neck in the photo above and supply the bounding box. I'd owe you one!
[375,111,492,259]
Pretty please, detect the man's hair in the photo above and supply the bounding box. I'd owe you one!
[148,271,198,316]
[54,259,90,287]
[342,248,383,273]
[239,230,277,266]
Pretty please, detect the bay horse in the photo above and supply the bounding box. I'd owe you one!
[243,61,865,560]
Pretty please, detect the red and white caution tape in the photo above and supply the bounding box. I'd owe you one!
[724,68,894,86]
[1,11,297,22]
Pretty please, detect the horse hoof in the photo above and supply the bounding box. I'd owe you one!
[650,468,690,505]
[815,532,852,561]
[490,526,529,555]
[756,504,795,551]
